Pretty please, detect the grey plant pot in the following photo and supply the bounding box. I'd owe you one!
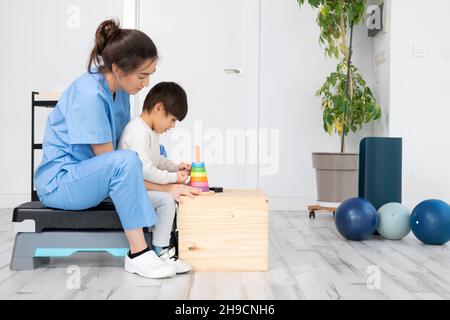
[312,152,359,203]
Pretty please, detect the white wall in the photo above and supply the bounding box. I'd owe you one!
[0,0,376,209]
[5,1,444,211]
[259,0,375,210]
[388,0,450,208]
[0,0,124,207]
[372,0,391,137]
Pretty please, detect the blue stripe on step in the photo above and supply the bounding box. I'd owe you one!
[34,248,129,257]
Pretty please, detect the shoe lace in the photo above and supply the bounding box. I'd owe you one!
[160,247,179,261]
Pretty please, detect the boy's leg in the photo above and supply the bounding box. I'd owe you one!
[146,191,176,248]
[148,192,191,274]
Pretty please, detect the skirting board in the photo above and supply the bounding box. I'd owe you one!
[268,196,319,211]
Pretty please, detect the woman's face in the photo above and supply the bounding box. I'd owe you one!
[116,59,157,95]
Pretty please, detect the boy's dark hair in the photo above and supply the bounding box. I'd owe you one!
[143,82,188,121]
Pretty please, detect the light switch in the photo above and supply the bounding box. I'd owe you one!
[375,50,387,65]
[413,42,428,57]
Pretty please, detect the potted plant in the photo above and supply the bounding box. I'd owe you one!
[297,0,382,203]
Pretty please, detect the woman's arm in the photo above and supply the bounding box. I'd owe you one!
[144,180,171,192]
[145,181,200,202]
[91,145,171,190]
[90,145,200,201]
[91,143,114,156]
[92,144,165,190]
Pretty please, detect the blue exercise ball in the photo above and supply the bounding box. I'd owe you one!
[410,199,450,245]
[377,203,411,240]
[335,198,378,241]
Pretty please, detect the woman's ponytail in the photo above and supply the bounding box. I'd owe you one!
[87,19,158,74]
[88,19,121,73]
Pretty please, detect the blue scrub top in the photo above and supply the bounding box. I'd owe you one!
[34,69,131,196]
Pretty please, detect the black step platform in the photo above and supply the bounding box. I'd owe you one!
[13,199,123,233]
[10,92,149,270]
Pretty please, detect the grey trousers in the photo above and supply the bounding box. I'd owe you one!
[146,191,177,247]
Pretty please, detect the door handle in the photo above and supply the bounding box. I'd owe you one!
[224,68,242,75]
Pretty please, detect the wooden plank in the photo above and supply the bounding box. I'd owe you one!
[157,273,192,300]
[186,272,216,299]
[308,205,337,212]
[241,271,276,299]
[214,272,246,299]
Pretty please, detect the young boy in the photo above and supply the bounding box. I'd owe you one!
[119,82,198,278]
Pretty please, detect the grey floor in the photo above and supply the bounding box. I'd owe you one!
[1,208,450,300]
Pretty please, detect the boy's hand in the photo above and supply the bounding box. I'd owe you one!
[168,184,201,203]
[178,162,191,172]
[176,170,189,184]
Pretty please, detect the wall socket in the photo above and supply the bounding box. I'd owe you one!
[375,50,387,65]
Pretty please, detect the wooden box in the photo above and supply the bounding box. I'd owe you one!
[178,189,268,271]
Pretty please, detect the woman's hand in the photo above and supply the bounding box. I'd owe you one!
[168,184,200,202]
[144,181,200,202]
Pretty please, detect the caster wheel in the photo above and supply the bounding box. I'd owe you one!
[309,211,316,219]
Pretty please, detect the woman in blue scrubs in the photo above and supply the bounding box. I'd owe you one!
[34,20,197,279]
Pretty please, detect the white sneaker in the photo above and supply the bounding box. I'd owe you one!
[124,250,176,279]
[159,247,192,274]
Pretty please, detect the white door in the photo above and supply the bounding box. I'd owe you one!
[137,0,259,189]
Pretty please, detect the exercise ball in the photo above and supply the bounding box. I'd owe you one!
[335,198,378,241]
[410,199,450,245]
[376,203,411,240]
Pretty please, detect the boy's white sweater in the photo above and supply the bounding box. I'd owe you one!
[118,116,178,184]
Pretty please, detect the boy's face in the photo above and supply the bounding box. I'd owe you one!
[152,102,177,134]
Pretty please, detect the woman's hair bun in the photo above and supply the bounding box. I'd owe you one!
[95,19,120,55]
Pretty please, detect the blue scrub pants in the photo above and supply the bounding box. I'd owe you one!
[39,150,157,230]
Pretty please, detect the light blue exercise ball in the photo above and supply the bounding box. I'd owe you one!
[376,202,411,240]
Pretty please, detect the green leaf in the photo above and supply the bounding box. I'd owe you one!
[299,0,382,148]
